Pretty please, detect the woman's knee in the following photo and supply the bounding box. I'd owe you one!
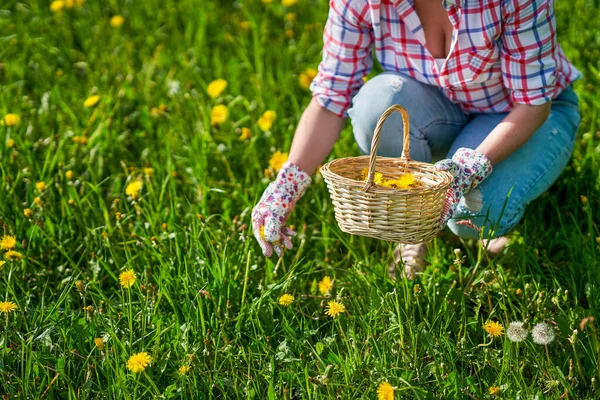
[348,73,430,160]
[447,190,524,239]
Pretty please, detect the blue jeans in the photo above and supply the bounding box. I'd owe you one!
[348,72,581,240]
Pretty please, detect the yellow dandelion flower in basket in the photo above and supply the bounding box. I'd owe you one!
[320,105,452,244]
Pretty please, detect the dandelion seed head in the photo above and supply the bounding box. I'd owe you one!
[506,321,528,342]
[532,322,555,345]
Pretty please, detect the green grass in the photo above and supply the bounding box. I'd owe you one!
[1,0,600,398]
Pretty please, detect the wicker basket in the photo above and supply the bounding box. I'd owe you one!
[320,104,453,244]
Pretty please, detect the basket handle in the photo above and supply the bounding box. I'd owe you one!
[362,104,410,191]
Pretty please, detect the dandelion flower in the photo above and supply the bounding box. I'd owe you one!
[268,151,288,172]
[239,21,251,31]
[24,208,34,218]
[506,321,528,342]
[33,197,43,206]
[4,250,22,261]
[144,168,153,177]
[318,276,333,295]
[36,181,46,192]
[384,173,417,189]
[0,261,5,269]
[0,301,18,313]
[66,170,74,180]
[489,386,500,396]
[532,322,555,345]
[325,300,346,318]
[207,79,228,99]
[239,127,251,141]
[515,288,523,295]
[360,168,384,185]
[3,114,21,127]
[94,337,105,350]
[83,95,101,108]
[75,281,85,292]
[298,68,317,90]
[0,235,17,250]
[377,381,394,400]
[210,105,228,126]
[282,0,297,5]
[258,110,276,132]
[126,352,152,373]
[178,365,191,375]
[119,269,136,288]
[125,180,143,199]
[278,294,294,306]
[483,321,504,338]
[110,15,125,28]
[50,1,65,12]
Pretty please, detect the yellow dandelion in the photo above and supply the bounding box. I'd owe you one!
[110,15,125,28]
[489,386,500,396]
[83,95,101,108]
[483,321,504,338]
[298,68,318,90]
[360,168,384,185]
[4,250,21,261]
[384,173,417,189]
[268,151,288,172]
[119,269,136,288]
[325,300,346,318]
[206,79,228,99]
[377,382,394,400]
[126,352,152,373]
[75,281,85,292]
[49,0,65,12]
[0,235,17,251]
[65,170,74,180]
[239,127,251,141]
[318,276,333,295]
[285,29,294,38]
[144,167,153,177]
[125,180,143,199]
[278,294,295,306]
[178,365,191,375]
[3,114,21,127]
[210,105,228,126]
[0,301,18,313]
[94,337,105,350]
[0,261,5,269]
[36,181,46,192]
[282,0,297,6]
[239,21,251,31]
[285,12,296,21]
[7,138,15,148]
[258,110,276,132]
[515,288,523,295]
[73,136,89,145]
[33,197,43,206]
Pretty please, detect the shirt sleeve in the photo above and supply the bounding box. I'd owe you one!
[310,0,374,118]
[500,0,557,105]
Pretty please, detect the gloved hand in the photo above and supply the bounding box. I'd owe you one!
[434,148,493,227]
[251,161,311,257]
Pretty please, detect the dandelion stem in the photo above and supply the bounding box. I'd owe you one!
[128,288,133,346]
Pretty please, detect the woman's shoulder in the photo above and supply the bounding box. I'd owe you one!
[329,0,373,27]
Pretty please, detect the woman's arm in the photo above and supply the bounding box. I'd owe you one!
[288,98,346,175]
[476,102,551,165]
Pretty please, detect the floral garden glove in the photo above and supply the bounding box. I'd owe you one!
[251,161,311,257]
[434,148,493,227]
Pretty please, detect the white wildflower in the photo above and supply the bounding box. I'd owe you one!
[506,321,528,342]
[532,322,555,345]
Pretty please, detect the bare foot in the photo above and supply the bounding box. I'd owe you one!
[389,243,428,280]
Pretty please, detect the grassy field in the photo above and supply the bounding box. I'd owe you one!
[1,0,600,398]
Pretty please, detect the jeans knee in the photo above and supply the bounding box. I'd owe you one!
[447,190,524,239]
[348,73,430,160]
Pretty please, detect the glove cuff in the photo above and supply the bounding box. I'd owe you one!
[275,161,312,199]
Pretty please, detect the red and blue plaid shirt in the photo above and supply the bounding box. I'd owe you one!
[310,0,581,117]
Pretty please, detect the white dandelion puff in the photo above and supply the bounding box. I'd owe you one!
[532,322,555,345]
[506,321,528,342]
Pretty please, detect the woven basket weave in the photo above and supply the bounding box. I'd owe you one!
[320,104,453,244]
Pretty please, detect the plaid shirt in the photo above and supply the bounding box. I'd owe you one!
[310,0,581,117]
